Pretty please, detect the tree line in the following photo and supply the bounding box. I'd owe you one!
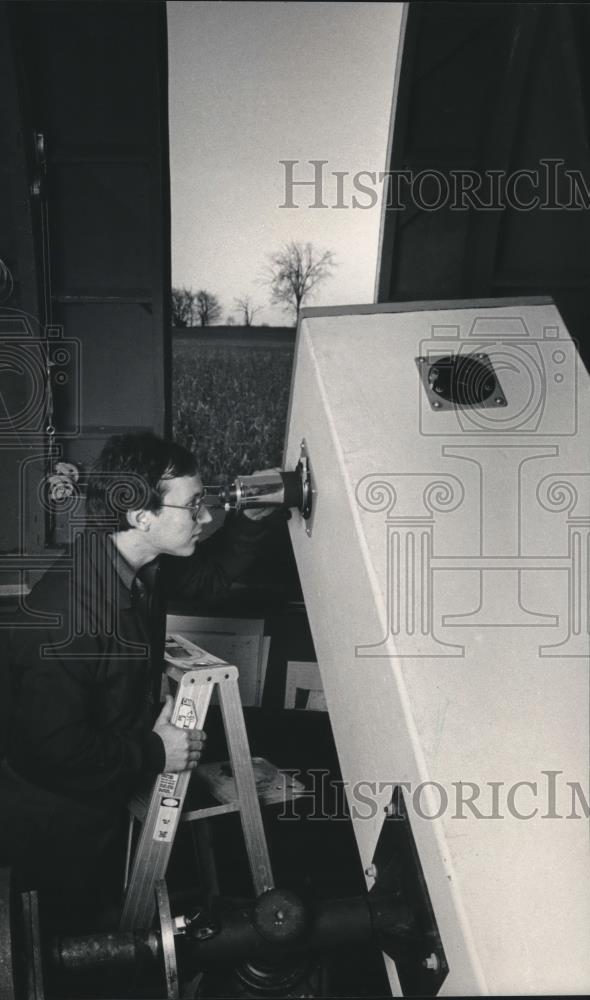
[171,240,336,328]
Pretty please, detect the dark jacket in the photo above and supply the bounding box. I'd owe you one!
[5,511,280,807]
[1,510,283,911]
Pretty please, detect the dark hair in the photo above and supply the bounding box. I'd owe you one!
[85,431,198,531]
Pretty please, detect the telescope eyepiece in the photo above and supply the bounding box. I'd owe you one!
[206,460,311,519]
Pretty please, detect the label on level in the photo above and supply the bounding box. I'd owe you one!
[153,795,181,842]
[158,772,179,796]
[176,697,197,729]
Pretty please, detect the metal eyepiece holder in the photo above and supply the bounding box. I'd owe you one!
[208,444,312,521]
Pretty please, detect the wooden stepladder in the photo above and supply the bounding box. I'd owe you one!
[120,650,274,931]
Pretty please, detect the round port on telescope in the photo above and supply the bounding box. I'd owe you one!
[428,354,496,406]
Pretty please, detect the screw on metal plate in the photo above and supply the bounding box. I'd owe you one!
[423,952,440,972]
[35,131,46,160]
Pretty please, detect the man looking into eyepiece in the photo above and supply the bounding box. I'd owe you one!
[1,431,283,927]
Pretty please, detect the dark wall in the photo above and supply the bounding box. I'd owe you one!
[0,3,47,560]
[1,0,171,501]
[0,0,172,749]
[378,2,590,371]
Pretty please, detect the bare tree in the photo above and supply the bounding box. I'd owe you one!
[262,241,336,324]
[234,294,260,327]
[195,290,222,326]
[171,287,198,327]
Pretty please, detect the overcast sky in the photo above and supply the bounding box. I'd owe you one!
[167,1,403,325]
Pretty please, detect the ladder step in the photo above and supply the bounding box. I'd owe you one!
[181,803,240,822]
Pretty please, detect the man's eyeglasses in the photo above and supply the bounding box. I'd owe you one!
[160,496,207,522]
